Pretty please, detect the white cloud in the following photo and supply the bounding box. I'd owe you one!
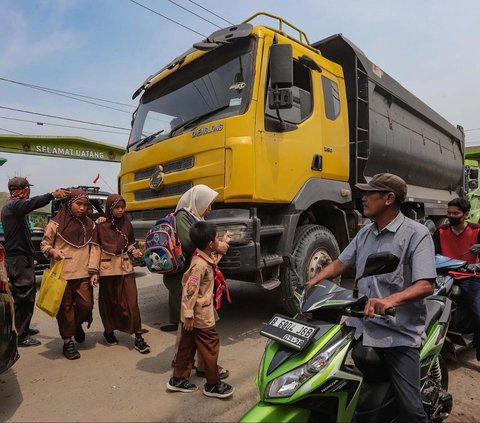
[0,2,77,73]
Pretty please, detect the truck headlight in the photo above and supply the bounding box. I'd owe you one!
[266,331,353,398]
[216,223,251,244]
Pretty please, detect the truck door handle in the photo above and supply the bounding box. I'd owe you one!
[311,154,322,171]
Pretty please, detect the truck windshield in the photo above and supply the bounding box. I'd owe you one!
[128,36,255,150]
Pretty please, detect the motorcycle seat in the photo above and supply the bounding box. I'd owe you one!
[351,343,389,382]
[424,298,445,335]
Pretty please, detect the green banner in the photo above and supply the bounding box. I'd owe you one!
[0,135,125,162]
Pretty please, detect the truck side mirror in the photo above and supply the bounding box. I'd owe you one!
[268,44,293,111]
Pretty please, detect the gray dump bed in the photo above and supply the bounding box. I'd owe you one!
[313,35,464,203]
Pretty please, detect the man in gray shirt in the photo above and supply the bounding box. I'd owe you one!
[306,173,436,423]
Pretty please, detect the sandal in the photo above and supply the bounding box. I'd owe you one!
[196,365,229,380]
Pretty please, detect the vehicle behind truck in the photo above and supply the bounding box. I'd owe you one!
[464,146,480,222]
[120,13,464,314]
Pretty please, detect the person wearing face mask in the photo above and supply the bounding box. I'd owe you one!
[433,198,480,361]
[1,176,69,347]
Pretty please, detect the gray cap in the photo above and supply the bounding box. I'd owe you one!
[355,173,407,198]
[8,176,34,190]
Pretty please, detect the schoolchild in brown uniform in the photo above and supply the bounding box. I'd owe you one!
[167,221,234,399]
[40,189,95,360]
[88,194,150,354]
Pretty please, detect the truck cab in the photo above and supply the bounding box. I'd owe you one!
[120,13,464,314]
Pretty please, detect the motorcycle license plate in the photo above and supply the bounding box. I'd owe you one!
[260,314,318,351]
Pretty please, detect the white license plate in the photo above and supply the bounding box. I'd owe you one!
[261,314,318,351]
[268,316,316,339]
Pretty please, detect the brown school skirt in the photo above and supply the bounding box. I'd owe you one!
[98,273,141,334]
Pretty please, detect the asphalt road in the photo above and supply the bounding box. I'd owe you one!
[0,271,479,422]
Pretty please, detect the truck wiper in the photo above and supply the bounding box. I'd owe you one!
[129,129,165,151]
[170,105,230,137]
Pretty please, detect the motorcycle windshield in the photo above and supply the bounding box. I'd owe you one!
[302,280,358,313]
[435,254,467,270]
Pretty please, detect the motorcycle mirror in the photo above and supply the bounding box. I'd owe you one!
[469,244,480,255]
[362,252,400,278]
[353,252,399,298]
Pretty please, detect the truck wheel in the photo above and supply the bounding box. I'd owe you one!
[280,224,340,316]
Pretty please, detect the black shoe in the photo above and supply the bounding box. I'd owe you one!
[63,341,80,360]
[134,336,150,354]
[166,377,198,393]
[103,331,118,346]
[28,328,40,336]
[160,324,178,332]
[18,337,41,347]
[203,381,234,399]
[74,325,85,343]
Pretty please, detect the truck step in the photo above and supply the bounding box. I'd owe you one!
[260,225,285,237]
[258,278,281,290]
[261,254,284,268]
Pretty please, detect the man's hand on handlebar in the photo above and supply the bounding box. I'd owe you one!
[364,297,396,317]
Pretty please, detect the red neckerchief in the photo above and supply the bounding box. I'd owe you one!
[193,250,231,310]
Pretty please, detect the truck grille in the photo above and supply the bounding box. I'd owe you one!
[218,250,241,271]
[134,157,195,181]
[134,182,193,201]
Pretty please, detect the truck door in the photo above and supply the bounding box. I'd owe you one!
[256,50,320,203]
[255,40,349,203]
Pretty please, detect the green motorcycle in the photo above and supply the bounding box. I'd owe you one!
[240,252,452,423]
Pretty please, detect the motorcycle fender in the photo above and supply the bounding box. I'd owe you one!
[239,402,310,423]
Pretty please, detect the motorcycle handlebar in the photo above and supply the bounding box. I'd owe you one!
[385,307,396,317]
[346,307,396,319]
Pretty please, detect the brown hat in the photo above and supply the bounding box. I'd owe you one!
[8,176,34,190]
[355,173,407,199]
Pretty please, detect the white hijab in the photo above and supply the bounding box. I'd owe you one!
[175,184,218,221]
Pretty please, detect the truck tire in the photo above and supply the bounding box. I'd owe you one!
[280,224,340,316]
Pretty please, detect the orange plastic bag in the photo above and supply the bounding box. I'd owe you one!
[36,259,67,317]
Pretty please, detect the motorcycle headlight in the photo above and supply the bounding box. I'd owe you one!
[266,331,353,399]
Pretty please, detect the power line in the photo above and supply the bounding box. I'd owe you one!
[0,106,130,131]
[0,127,21,135]
[0,77,134,108]
[186,0,233,25]
[166,0,221,29]
[0,115,128,135]
[465,128,480,132]
[0,77,133,114]
[128,0,206,37]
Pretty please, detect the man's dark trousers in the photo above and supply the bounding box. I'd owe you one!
[6,255,35,341]
[376,346,428,423]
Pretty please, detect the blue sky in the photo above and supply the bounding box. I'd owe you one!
[1,0,479,195]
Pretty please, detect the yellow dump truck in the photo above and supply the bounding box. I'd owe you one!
[119,13,464,313]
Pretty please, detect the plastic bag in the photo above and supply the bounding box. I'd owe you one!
[36,259,67,317]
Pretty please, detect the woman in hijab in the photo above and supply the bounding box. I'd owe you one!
[163,184,230,379]
[88,194,150,354]
[40,189,95,360]
[163,184,221,330]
